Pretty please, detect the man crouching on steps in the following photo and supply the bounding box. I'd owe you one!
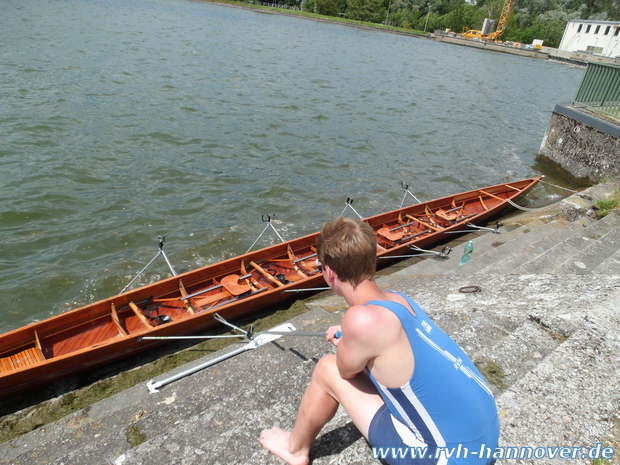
[260,217,499,465]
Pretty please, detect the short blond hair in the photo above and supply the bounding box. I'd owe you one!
[316,217,377,288]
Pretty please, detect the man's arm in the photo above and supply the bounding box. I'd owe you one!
[334,305,381,379]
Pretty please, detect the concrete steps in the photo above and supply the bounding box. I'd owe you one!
[450,220,583,274]
[396,219,548,276]
[594,246,620,275]
[408,210,620,277]
[515,211,620,275]
[497,292,620,456]
[469,318,563,396]
[555,212,620,274]
[397,217,577,276]
[553,221,620,274]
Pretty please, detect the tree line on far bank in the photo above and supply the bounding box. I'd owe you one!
[249,0,620,48]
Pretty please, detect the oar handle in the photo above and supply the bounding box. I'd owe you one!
[254,330,342,339]
[138,330,341,342]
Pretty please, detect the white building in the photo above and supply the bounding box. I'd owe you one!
[559,20,620,58]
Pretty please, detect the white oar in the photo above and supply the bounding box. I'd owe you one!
[140,311,341,342]
[145,323,295,393]
[254,329,341,338]
[139,334,246,341]
[139,329,341,341]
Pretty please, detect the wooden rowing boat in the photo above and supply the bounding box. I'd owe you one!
[0,177,541,398]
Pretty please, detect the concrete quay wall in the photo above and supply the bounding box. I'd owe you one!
[538,104,620,186]
[431,34,549,59]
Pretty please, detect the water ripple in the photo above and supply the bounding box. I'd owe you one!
[0,0,584,331]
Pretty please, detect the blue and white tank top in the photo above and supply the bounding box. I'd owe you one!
[365,292,499,451]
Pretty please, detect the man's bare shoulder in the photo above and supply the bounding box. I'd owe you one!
[341,304,398,339]
[341,305,373,332]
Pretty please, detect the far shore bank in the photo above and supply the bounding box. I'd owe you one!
[202,0,430,39]
[201,0,620,67]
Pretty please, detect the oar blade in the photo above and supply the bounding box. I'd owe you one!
[247,323,296,349]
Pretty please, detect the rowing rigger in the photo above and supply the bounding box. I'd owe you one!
[143,314,340,393]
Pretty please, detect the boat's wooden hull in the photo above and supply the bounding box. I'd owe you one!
[0,177,541,398]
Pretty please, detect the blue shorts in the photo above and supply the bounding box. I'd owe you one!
[368,405,499,465]
[368,404,438,465]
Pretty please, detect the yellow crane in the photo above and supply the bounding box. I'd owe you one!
[461,0,515,42]
[484,0,516,40]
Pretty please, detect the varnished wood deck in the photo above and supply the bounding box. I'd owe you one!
[42,316,122,358]
[0,347,46,373]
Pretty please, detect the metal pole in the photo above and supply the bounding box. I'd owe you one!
[341,198,364,219]
[256,329,341,338]
[139,330,339,340]
[268,221,286,243]
[281,287,330,293]
[246,215,287,253]
[246,223,271,253]
[120,236,177,293]
[139,334,247,341]
[400,182,421,207]
[161,249,177,276]
[120,250,161,294]
[146,323,295,393]
[146,344,250,393]
[214,313,248,335]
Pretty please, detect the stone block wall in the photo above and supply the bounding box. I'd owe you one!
[537,104,620,186]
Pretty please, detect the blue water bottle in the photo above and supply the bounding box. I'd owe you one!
[459,240,474,266]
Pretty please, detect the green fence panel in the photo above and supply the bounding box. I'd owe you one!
[574,62,620,119]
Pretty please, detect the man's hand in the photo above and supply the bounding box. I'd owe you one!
[326,326,342,346]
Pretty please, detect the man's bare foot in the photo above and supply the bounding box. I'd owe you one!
[260,427,310,465]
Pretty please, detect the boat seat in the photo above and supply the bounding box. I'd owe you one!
[192,291,231,308]
[479,189,504,201]
[435,208,460,222]
[220,275,252,296]
[377,227,404,242]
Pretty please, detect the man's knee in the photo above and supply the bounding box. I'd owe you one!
[312,354,338,384]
